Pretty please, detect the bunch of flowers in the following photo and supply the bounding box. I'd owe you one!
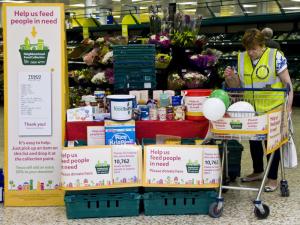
[91,71,107,85]
[101,51,113,65]
[68,69,93,84]
[189,48,222,69]
[167,73,185,90]
[183,72,207,89]
[148,33,171,48]
[155,53,172,69]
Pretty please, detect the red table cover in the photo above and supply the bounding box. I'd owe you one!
[66,120,209,142]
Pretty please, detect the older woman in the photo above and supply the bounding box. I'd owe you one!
[224,28,293,192]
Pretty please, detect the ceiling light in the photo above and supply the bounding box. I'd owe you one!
[184,9,197,12]
[132,0,142,2]
[291,0,300,2]
[112,0,120,1]
[114,15,120,18]
[177,2,197,5]
[69,3,85,7]
[282,7,300,10]
[244,11,255,13]
[243,4,257,8]
[140,6,148,10]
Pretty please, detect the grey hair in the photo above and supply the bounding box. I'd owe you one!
[261,27,273,40]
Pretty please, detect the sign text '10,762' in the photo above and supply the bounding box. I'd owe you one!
[114,158,130,165]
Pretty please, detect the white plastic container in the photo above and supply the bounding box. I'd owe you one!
[106,95,136,121]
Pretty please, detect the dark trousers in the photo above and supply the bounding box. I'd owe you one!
[249,140,280,180]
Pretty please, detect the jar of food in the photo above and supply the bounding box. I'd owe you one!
[78,101,86,107]
[158,107,167,121]
[149,107,158,120]
[166,106,174,120]
[174,106,185,121]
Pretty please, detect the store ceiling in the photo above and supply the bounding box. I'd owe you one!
[1,0,300,18]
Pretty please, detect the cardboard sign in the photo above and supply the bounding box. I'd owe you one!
[184,96,207,117]
[87,126,105,146]
[61,147,113,189]
[266,109,288,154]
[3,3,66,206]
[211,114,268,135]
[61,145,142,190]
[144,145,220,188]
[112,145,142,185]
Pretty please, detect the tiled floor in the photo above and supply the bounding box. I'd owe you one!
[0,107,299,225]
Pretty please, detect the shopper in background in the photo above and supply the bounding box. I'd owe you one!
[224,28,293,192]
[261,27,281,50]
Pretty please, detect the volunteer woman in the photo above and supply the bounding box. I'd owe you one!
[224,28,293,192]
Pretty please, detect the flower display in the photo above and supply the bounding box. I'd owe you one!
[101,51,113,65]
[91,72,107,85]
[167,73,185,90]
[183,72,207,89]
[155,53,172,69]
[148,34,171,48]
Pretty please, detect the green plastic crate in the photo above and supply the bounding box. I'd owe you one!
[114,80,157,90]
[219,140,243,180]
[143,191,217,216]
[64,192,141,219]
[113,44,155,55]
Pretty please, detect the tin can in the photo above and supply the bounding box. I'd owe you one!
[149,107,158,120]
[166,112,174,120]
[158,107,167,121]
[94,90,105,98]
[166,106,173,114]
[174,106,185,121]
[140,106,150,120]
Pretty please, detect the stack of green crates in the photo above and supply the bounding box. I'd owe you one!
[64,189,141,219]
[113,45,156,90]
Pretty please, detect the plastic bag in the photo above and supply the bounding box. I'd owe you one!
[283,114,298,168]
[283,136,298,168]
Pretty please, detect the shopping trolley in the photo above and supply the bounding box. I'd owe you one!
[206,87,290,219]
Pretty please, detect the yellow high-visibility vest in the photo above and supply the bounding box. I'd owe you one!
[237,48,284,113]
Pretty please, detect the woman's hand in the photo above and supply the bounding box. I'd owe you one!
[224,66,241,88]
[224,66,235,78]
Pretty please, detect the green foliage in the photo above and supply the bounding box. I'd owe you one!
[172,30,196,48]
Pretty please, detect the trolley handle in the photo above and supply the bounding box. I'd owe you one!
[225,84,290,93]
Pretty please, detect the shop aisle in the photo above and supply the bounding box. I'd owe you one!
[0,107,299,225]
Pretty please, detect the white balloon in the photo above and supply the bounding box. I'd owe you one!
[203,98,226,121]
[227,101,255,117]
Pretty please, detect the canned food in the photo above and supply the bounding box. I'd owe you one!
[166,112,174,120]
[140,106,150,120]
[166,106,173,114]
[158,107,167,121]
[149,107,158,120]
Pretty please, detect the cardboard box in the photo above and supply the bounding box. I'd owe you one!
[105,120,136,145]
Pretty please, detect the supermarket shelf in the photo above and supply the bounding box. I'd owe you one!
[68,60,86,65]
